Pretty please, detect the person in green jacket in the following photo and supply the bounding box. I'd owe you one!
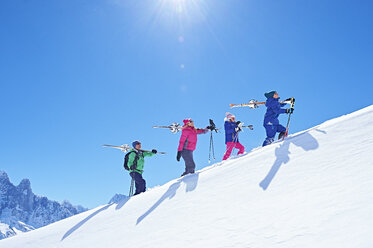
[128,140,157,195]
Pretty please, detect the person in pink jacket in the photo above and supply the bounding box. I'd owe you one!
[176,119,208,176]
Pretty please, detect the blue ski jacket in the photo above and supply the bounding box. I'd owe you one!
[263,98,287,126]
[224,120,240,144]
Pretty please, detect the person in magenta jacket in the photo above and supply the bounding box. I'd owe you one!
[176,119,208,176]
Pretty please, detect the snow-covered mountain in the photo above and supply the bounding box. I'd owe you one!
[1,105,373,248]
[0,171,87,240]
[108,194,129,204]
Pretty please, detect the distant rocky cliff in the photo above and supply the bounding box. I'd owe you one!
[0,170,87,240]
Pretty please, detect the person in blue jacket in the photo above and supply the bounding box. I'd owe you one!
[262,91,294,146]
[223,112,245,160]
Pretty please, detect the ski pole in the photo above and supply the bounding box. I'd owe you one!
[208,119,218,163]
[283,98,295,140]
[224,132,239,159]
[231,131,239,156]
[208,131,216,163]
[129,176,135,197]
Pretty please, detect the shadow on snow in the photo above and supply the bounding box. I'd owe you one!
[136,173,199,225]
[259,132,321,190]
[115,197,130,210]
[61,203,114,241]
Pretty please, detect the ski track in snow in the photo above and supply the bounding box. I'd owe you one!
[1,105,373,248]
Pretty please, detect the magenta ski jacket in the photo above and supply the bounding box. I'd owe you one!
[178,126,208,151]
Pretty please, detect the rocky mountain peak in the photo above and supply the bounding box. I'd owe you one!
[0,171,9,182]
[17,179,31,192]
[0,171,88,240]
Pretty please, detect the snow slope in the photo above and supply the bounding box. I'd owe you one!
[1,105,373,248]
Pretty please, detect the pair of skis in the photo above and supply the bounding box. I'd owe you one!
[152,122,182,133]
[229,99,293,109]
[240,125,254,130]
[102,144,166,154]
[152,120,222,133]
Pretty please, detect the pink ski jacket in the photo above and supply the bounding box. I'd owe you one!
[177,126,208,151]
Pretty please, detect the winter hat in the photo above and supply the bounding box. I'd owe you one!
[225,112,235,119]
[132,140,141,148]
[264,91,276,99]
[183,119,193,125]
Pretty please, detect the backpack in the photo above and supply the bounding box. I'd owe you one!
[123,151,139,171]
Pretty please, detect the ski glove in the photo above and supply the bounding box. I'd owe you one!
[207,125,217,131]
[152,149,157,154]
[235,122,244,132]
[286,108,294,114]
[248,125,254,130]
[176,151,182,161]
[208,119,217,132]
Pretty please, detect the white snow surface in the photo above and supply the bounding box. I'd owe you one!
[0,223,12,234]
[1,105,373,248]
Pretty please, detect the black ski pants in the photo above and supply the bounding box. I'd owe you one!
[130,172,146,195]
[181,149,196,175]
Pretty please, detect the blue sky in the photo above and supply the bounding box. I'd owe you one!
[0,0,372,208]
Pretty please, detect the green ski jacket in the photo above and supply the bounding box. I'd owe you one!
[127,149,155,174]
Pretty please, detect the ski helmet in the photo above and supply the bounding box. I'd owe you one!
[264,91,276,99]
[225,112,235,119]
[132,140,141,148]
[183,119,193,125]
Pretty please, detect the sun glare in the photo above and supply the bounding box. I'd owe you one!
[153,0,209,23]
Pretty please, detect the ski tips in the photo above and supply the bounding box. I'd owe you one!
[102,144,131,152]
[153,123,181,133]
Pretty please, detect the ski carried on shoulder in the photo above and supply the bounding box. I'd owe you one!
[230,99,264,109]
[102,144,166,154]
[152,122,181,133]
[229,99,292,109]
[103,144,131,152]
[154,120,221,133]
